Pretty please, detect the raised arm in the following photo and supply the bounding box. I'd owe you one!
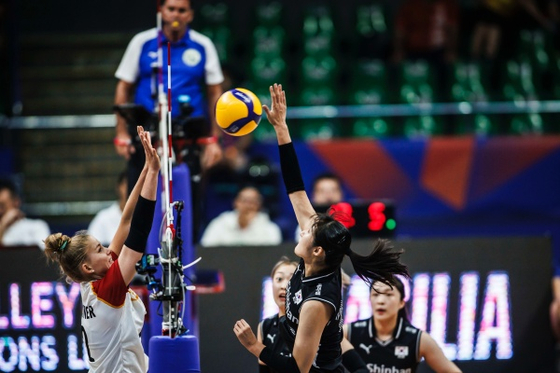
[109,124,155,256]
[117,127,160,285]
[109,169,147,256]
[263,84,316,231]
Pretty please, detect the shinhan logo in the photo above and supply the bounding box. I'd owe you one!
[367,364,411,373]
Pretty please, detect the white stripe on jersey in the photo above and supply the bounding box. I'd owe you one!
[188,29,224,85]
[115,28,158,83]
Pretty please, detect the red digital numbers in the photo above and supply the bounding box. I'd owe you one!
[329,202,356,229]
[368,202,387,231]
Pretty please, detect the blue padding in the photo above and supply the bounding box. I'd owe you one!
[143,163,196,351]
[149,335,200,372]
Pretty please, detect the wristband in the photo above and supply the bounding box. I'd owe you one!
[278,142,305,194]
[342,349,369,373]
[259,346,300,373]
[124,196,156,253]
[196,136,218,145]
[113,137,131,146]
[258,364,271,373]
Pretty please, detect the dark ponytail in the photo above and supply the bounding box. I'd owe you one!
[347,239,409,287]
[311,214,409,286]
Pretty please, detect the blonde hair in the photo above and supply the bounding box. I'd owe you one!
[44,230,91,283]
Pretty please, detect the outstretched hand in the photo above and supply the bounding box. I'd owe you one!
[262,83,287,129]
[137,126,160,172]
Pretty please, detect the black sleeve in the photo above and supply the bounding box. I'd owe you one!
[259,346,301,373]
[124,196,156,253]
[342,349,369,373]
[278,142,305,194]
[259,364,271,373]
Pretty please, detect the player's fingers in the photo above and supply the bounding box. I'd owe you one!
[272,84,279,102]
[262,105,271,117]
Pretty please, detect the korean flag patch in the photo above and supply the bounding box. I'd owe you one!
[395,346,409,359]
[293,290,303,305]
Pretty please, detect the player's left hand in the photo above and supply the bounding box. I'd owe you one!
[233,319,258,350]
[201,142,223,170]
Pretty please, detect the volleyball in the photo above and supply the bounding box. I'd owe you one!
[215,88,262,136]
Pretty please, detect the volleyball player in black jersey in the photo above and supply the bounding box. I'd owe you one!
[258,257,299,373]
[233,83,409,373]
[342,277,461,373]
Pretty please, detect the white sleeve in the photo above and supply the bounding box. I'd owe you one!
[190,30,224,86]
[34,220,51,250]
[115,29,157,83]
[204,40,224,86]
[88,213,108,245]
[268,224,283,245]
[200,219,222,247]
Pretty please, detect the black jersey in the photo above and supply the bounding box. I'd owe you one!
[347,316,421,373]
[259,314,292,373]
[279,259,344,372]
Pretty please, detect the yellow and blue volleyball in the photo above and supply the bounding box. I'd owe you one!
[215,88,262,136]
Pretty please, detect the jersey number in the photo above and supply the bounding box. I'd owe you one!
[81,326,95,363]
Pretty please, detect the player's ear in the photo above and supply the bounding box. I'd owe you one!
[313,246,325,258]
[81,262,94,274]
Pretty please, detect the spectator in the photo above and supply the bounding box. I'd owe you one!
[294,173,345,241]
[393,0,459,64]
[312,173,345,206]
[0,178,50,248]
[88,171,127,246]
[200,186,282,246]
[471,0,554,60]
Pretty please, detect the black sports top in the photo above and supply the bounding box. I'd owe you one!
[279,259,344,372]
[347,316,421,373]
[259,314,292,373]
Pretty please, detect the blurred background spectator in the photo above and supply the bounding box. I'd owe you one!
[471,0,554,60]
[393,0,459,64]
[200,186,282,247]
[0,178,50,248]
[294,173,345,241]
[87,170,127,246]
[311,173,345,206]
